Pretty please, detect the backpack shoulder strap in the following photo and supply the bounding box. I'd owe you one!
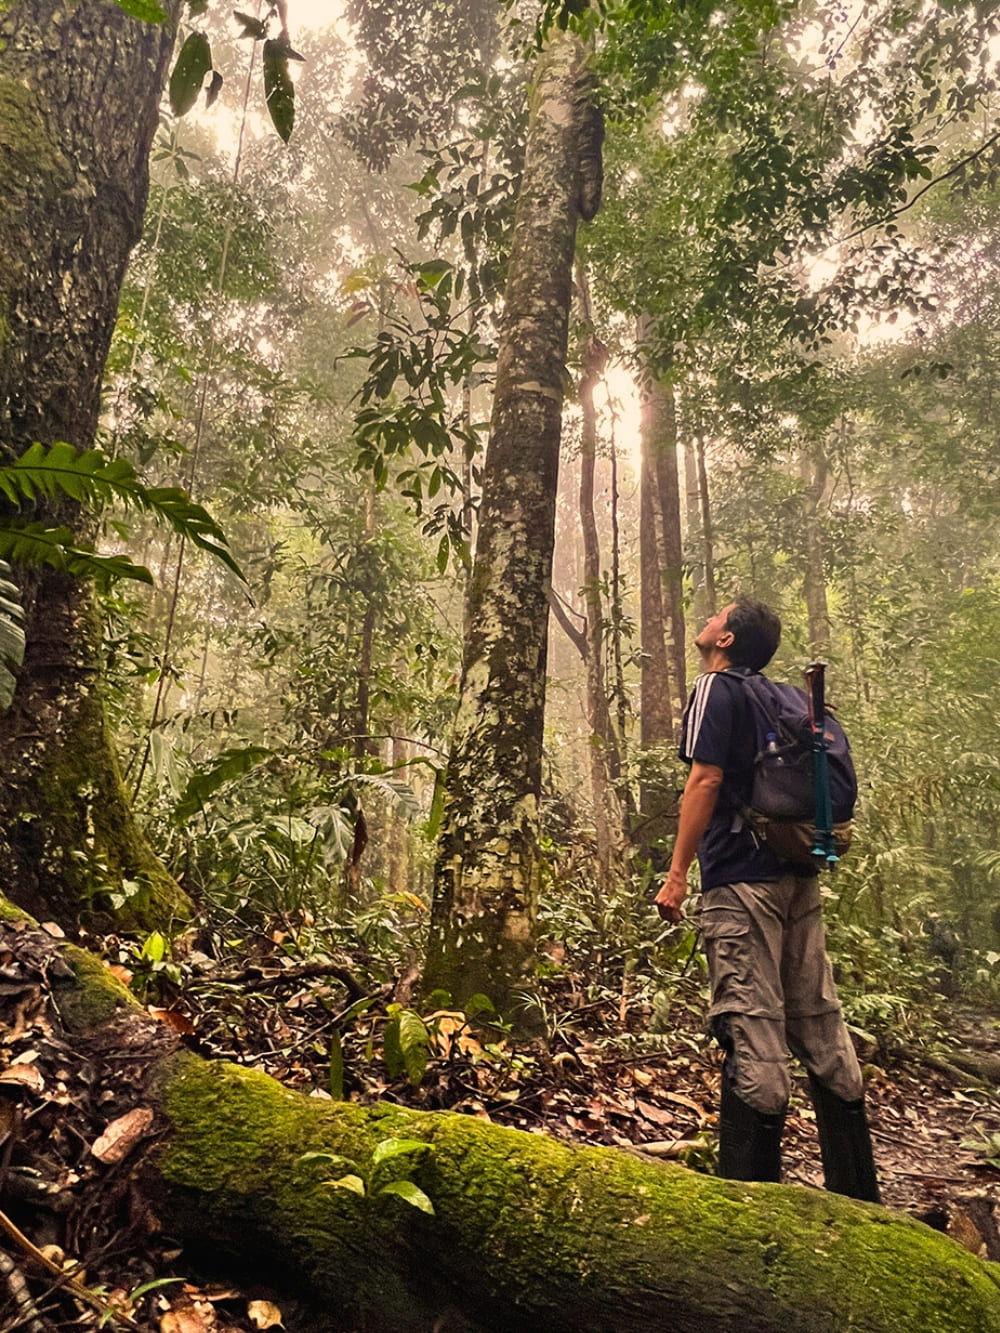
[722,668,781,735]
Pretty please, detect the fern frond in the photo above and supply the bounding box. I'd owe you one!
[0,523,154,586]
[0,443,244,583]
[0,559,25,713]
[349,771,426,821]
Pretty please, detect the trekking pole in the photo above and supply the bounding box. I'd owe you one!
[804,662,837,864]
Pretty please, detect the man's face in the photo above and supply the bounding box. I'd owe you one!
[695,602,737,656]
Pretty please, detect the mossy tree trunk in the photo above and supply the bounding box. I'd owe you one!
[0,0,191,929]
[39,920,1000,1333]
[423,31,598,1023]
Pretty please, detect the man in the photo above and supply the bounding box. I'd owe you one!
[655,597,879,1201]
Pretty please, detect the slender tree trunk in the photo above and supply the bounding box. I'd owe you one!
[387,732,410,896]
[683,429,711,625]
[424,30,597,1023]
[650,375,686,719]
[800,445,831,657]
[636,331,679,865]
[0,0,191,929]
[639,452,673,747]
[578,334,625,896]
[695,432,717,616]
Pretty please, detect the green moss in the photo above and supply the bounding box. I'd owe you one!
[0,895,34,924]
[9,610,193,931]
[0,74,72,188]
[154,1058,1000,1333]
[57,944,140,1029]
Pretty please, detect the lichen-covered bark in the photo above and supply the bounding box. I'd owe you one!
[0,0,191,927]
[424,31,596,1021]
[36,921,1000,1333]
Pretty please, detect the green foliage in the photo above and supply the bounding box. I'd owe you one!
[169,32,213,117]
[0,559,25,714]
[263,38,301,144]
[0,442,244,583]
[0,524,154,587]
[383,1003,432,1086]
[962,1132,1000,1170]
[173,745,275,823]
[295,1137,436,1215]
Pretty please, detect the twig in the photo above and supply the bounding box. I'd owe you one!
[210,960,367,1000]
[0,1208,142,1332]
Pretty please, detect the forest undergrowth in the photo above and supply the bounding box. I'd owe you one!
[2,887,1000,1333]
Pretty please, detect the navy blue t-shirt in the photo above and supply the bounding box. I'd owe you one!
[679,668,816,891]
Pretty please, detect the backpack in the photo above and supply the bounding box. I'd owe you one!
[726,670,858,865]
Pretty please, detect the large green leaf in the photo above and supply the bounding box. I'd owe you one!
[263,40,295,142]
[169,32,213,117]
[370,1138,432,1168]
[376,1180,435,1214]
[0,560,25,714]
[173,745,274,822]
[0,442,244,583]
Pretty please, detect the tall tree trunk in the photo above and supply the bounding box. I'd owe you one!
[649,374,686,720]
[695,431,717,616]
[800,444,831,657]
[424,30,597,1023]
[636,332,680,866]
[0,0,191,929]
[683,428,712,625]
[344,489,380,907]
[578,333,625,897]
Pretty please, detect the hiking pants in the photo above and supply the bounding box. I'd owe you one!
[699,876,864,1116]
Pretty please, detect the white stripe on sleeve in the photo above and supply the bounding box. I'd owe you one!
[683,673,716,761]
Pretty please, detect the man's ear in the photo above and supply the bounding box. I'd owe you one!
[717,628,734,650]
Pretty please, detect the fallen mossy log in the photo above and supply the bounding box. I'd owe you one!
[42,930,1000,1333]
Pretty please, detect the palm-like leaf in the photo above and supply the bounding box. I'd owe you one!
[0,523,154,587]
[0,442,244,582]
[0,559,25,714]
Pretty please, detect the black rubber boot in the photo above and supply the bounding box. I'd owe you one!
[808,1073,880,1203]
[717,1078,785,1182]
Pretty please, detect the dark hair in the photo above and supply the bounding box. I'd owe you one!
[725,597,781,671]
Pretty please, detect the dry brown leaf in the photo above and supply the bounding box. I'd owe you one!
[148,1007,195,1035]
[92,1106,155,1164]
[107,964,134,985]
[636,1099,674,1128]
[247,1298,284,1329]
[161,1305,213,1333]
[40,921,65,938]
[0,1062,44,1093]
[426,1011,482,1058]
[662,1089,706,1115]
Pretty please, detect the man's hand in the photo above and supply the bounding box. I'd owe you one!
[655,867,688,924]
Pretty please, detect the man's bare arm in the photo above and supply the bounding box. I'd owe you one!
[654,761,723,922]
